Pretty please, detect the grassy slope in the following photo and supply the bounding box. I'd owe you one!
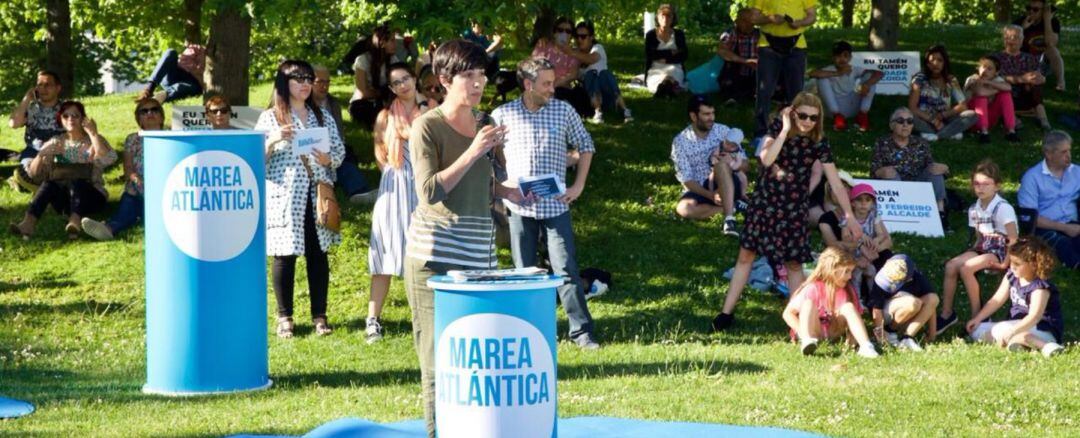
[1,25,1078,436]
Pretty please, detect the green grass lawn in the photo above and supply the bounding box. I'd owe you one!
[2,25,1079,436]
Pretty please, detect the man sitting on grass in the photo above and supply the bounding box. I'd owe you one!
[670,96,747,236]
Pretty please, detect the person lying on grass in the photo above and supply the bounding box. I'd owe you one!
[967,237,1066,358]
[869,254,939,352]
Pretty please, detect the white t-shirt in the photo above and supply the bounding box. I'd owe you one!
[968,194,1017,236]
[821,65,869,96]
[583,44,608,73]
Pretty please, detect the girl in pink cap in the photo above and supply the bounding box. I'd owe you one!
[820,182,893,303]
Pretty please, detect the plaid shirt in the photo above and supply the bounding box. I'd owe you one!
[720,27,759,76]
[492,98,595,219]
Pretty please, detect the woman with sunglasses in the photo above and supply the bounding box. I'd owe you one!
[644,4,688,97]
[871,107,951,230]
[203,93,234,130]
[10,101,116,240]
[81,98,164,241]
[907,44,977,141]
[713,92,862,331]
[530,17,581,106]
[255,60,346,338]
[562,20,633,124]
[364,63,433,343]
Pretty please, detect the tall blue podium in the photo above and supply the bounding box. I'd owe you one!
[141,131,271,395]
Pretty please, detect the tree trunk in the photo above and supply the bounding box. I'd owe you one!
[182,0,204,44]
[842,0,855,28]
[868,0,899,51]
[45,0,73,97]
[994,0,1012,23]
[206,5,250,106]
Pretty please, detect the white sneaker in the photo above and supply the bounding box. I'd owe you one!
[589,111,604,124]
[584,280,608,300]
[349,189,379,205]
[898,337,924,352]
[80,218,114,241]
[857,343,880,358]
[800,337,819,355]
[920,133,938,142]
[365,317,383,344]
[1041,343,1064,357]
[951,133,963,140]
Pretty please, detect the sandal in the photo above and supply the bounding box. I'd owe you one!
[276,316,294,339]
[313,316,333,336]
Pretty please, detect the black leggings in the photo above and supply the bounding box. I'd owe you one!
[29,179,106,218]
[271,194,330,319]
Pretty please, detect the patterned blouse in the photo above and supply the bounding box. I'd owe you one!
[43,134,118,195]
[910,72,966,118]
[122,133,144,195]
[994,51,1040,77]
[871,134,934,180]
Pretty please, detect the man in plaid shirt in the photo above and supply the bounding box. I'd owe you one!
[492,57,600,349]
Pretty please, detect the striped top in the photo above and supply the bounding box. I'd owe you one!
[406,108,496,268]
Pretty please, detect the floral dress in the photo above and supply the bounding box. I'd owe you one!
[740,117,833,264]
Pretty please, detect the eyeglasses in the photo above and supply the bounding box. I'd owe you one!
[137,107,163,116]
[206,107,231,116]
[795,112,819,122]
[891,117,915,125]
[288,74,315,84]
[575,33,591,39]
[390,76,414,88]
[61,112,82,120]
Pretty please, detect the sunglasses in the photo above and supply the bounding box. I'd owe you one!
[575,33,591,39]
[61,112,82,120]
[556,28,573,34]
[892,117,915,125]
[206,107,231,116]
[137,107,163,116]
[390,76,414,88]
[795,112,819,122]
[288,74,315,84]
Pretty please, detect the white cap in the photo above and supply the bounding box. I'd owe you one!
[725,128,744,144]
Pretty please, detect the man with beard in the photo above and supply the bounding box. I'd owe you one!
[671,95,745,237]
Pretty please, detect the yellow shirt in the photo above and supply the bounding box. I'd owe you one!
[753,0,817,49]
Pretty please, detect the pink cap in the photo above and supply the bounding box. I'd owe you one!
[849,183,876,200]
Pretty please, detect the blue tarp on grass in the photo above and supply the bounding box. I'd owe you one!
[231,416,823,438]
[0,396,34,419]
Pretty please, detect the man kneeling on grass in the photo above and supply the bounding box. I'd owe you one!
[869,254,940,352]
[670,96,747,236]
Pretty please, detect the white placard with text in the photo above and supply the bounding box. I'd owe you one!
[851,51,920,95]
[854,178,943,237]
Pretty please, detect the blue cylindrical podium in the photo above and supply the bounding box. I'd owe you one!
[430,275,563,438]
[141,131,270,395]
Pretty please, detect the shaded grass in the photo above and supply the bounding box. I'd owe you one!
[1,25,1079,436]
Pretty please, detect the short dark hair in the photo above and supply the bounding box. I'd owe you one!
[576,21,596,39]
[687,95,713,115]
[433,39,488,79]
[37,70,61,86]
[832,40,853,56]
[973,159,1003,184]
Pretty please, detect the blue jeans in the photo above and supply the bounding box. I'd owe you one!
[582,70,620,111]
[507,210,594,340]
[148,49,203,103]
[1035,227,1080,269]
[335,158,371,196]
[754,47,806,136]
[108,191,144,235]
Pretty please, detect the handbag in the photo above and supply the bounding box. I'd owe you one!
[316,182,341,232]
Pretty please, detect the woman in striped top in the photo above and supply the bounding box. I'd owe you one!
[364,63,432,343]
[404,39,530,438]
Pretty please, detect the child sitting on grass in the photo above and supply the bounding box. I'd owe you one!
[818,183,892,303]
[938,159,1017,335]
[963,56,1020,144]
[810,40,883,132]
[967,237,1065,357]
[782,246,880,358]
[869,254,940,352]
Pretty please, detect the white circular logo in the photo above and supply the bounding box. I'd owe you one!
[161,151,260,262]
[436,313,555,438]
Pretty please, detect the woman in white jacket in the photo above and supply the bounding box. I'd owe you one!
[255,59,345,338]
